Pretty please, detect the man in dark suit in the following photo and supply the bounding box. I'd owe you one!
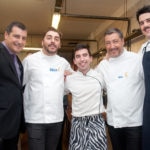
[0,21,27,150]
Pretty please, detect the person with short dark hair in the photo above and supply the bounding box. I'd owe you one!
[136,5,150,150]
[96,28,145,150]
[65,43,107,150]
[23,27,72,150]
[0,21,27,150]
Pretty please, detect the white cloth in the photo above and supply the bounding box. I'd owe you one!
[65,69,105,117]
[95,49,145,128]
[138,40,150,55]
[23,50,72,123]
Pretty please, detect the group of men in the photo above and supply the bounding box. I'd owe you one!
[0,4,150,150]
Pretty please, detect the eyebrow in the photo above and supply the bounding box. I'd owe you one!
[46,34,60,38]
[139,18,150,23]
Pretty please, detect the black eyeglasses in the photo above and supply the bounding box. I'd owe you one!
[143,41,150,54]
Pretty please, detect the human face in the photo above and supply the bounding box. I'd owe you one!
[4,26,27,54]
[73,48,92,75]
[42,31,61,56]
[105,33,124,58]
[139,13,150,39]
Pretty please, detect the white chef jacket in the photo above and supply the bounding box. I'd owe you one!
[65,69,105,117]
[96,49,145,128]
[138,40,150,55]
[23,50,72,123]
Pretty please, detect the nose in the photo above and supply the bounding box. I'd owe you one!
[17,38,26,48]
[109,42,116,49]
[143,20,150,27]
[51,37,55,43]
[144,22,148,26]
[80,56,85,61]
[18,36,26,44]
[18,38,24,44]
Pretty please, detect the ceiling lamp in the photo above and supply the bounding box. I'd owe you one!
[52,12,61,29]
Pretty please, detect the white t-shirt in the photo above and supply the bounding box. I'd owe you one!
[138,40,150,55]
[65,69,105,117]
[96,49,145,128]
[23,50,72,123]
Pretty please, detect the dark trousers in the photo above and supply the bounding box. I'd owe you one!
[57,115,66,150]
[26,122,63,150]
[0,136,19,150]
[108,125,142,150]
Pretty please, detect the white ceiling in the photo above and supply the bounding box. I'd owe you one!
[0,0,149,58]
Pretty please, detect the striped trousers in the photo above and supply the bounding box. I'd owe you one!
[69,114,107,150]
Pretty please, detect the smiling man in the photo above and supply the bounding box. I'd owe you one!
[65,44,107,150]
[0,21,27,150]
[22,27,72,150]
[136,5,150,150]
[96,28,145,150]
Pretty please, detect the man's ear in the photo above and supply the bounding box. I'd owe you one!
[59,41,62,49]
[90,56,93,62]
[122,39,125,46]
[41,40,43,47]
[59,45,61,49]
[73,58,76,65]
[4,31,8,40]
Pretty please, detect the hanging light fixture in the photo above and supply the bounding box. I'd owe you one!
[51,0,63,29]
[52,12,61,29]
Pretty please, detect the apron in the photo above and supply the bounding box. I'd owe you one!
[69,114,107,150]
[142,42,150,150]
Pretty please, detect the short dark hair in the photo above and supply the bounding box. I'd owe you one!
[43,26,62,39]
[136,5,150,22]
[73,43,92,59]
[5,21,27,34]
[104,28,124,39]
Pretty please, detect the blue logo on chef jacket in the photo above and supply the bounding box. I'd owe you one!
[49,67,60,72]
[117,72,128,78]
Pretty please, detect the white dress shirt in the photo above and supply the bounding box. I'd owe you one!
[23,50,72,123]
[138,40,150,55]
[96,49,145,128]
[65,69,105,117]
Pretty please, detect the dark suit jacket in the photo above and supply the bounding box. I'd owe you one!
[0,43,25,139]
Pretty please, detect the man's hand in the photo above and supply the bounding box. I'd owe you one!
[101,112,107,121]
[64,70,72,80]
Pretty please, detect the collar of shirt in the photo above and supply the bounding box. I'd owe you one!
[77,69,92,76]
[142,40,150,53]
[109,48,127,62]
[2,41,15,55]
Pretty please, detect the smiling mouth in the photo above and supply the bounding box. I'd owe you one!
[144,27,150,32]
[15,45,23,49]
[110,49,117,53]
[80,62,87,67]
[49,44,56,48]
